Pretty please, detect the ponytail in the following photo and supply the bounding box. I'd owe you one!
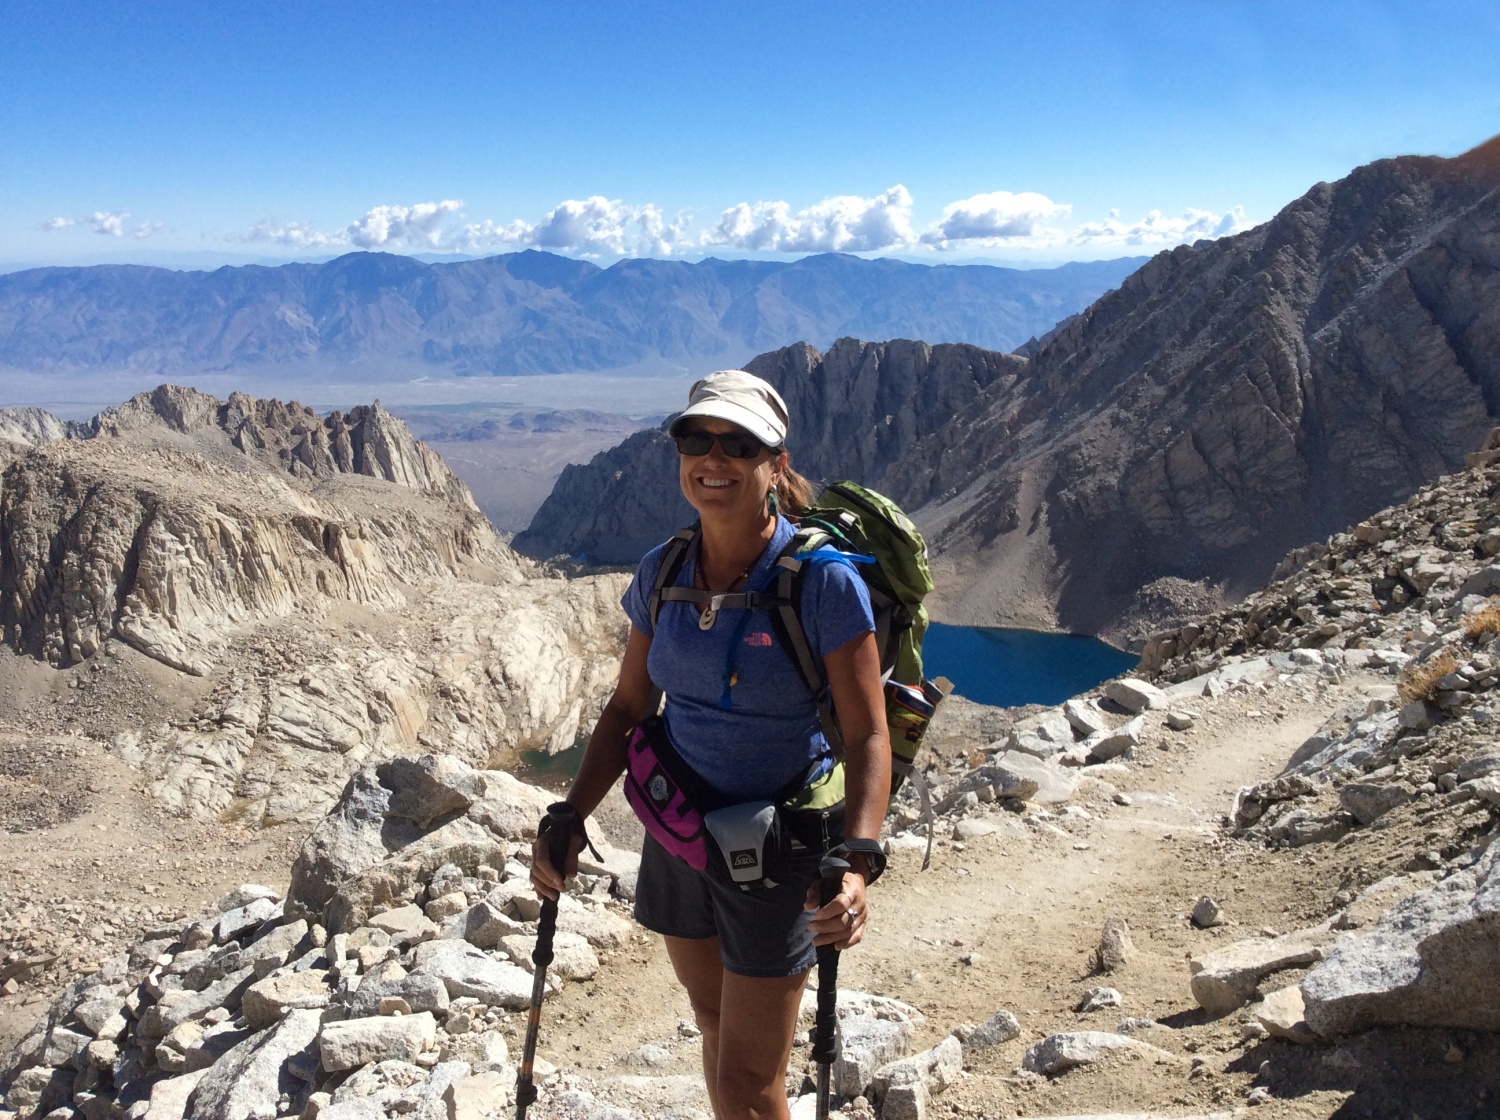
[775,455,816,516]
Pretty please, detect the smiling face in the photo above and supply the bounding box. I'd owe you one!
[677,417,785,525]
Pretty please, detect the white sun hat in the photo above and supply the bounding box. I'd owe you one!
[668,370,789,448]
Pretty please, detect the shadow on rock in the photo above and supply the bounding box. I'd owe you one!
[1228,1029,1500,1120]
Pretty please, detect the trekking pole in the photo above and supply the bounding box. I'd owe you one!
[813,855,850,1120]
[516,802,578,1120]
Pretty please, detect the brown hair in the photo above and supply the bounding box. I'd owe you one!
[775,454,816,516]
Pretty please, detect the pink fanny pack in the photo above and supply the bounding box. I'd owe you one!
[622,716,719,871]
[623,716,827,888]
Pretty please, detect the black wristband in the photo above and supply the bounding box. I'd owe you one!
[828,839,886,886]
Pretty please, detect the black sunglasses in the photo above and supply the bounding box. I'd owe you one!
[673,429,774,459]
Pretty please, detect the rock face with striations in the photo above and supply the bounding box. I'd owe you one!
[0,408,76,454]
[514,338,1025,563]
[0,386,629,824]
[907,137,1500,634]
[2,386,499,673]
[0,408,78,487]
[518,138,1500,636]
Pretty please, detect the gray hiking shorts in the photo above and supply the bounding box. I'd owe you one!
[633,833,822,977]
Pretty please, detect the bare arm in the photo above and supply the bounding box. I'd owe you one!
[531,625,655,897]
[808,629,890,948]
[824,629,891,851]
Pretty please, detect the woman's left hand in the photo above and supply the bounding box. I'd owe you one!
[805,870,868,950]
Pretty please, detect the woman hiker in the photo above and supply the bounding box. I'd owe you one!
[530,369,891,1120]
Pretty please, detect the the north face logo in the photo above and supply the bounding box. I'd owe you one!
[743,631,773,647]
[730,849,758,869]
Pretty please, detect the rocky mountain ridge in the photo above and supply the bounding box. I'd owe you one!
[518,137,1500,638]
[513,337,1026,563]
[913,136,1500,636]
[2,386,493,674]
[0,387,629,827]
[0,252,1141,379]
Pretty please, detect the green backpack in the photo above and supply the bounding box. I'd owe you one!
[800,481,933,687]
[648,480,949,865]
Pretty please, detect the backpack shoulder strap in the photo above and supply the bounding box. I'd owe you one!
[642,526,698,718]
[648,526,699,627]
[767,527,846,757]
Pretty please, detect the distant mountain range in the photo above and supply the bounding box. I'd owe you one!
[518,136,1500,639]
[0,252,1143,378]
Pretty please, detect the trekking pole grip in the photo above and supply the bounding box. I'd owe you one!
[812,855,849,1066]
[819,854,848,913]
[545,802,578,879]
[534,802,578,970]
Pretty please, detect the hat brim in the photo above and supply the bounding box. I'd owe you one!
[669,401,783,449]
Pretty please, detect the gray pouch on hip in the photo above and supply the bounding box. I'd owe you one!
[702,801,791,889]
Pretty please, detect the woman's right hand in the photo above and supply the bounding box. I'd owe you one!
[529,828,585,901]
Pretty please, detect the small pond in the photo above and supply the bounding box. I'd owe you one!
[517,742,587,789]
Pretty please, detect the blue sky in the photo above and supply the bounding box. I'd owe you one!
[4,0,1497,268]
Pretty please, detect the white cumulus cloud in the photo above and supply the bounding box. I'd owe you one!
[1070,205,1251,246]
[244,219,343,249]
[702,186,916,253]
[232,191,1253,260]
[459,197,692,257]
[91,211,129,237]
[41,211,163,237]
[243,201,467,251]
[452,217,531,250]
[346,200,464,249]
[921,191,1072,248]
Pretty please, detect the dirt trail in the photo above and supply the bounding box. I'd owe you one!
[514,673,1384,1118]
[2,665,1479,1118]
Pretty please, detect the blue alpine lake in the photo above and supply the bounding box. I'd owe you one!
[921,621,1138,708]
[518,622,1138,786]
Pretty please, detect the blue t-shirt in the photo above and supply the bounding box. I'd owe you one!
[621,515,875,803]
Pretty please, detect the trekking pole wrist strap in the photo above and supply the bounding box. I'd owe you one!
[827,839,886,886]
